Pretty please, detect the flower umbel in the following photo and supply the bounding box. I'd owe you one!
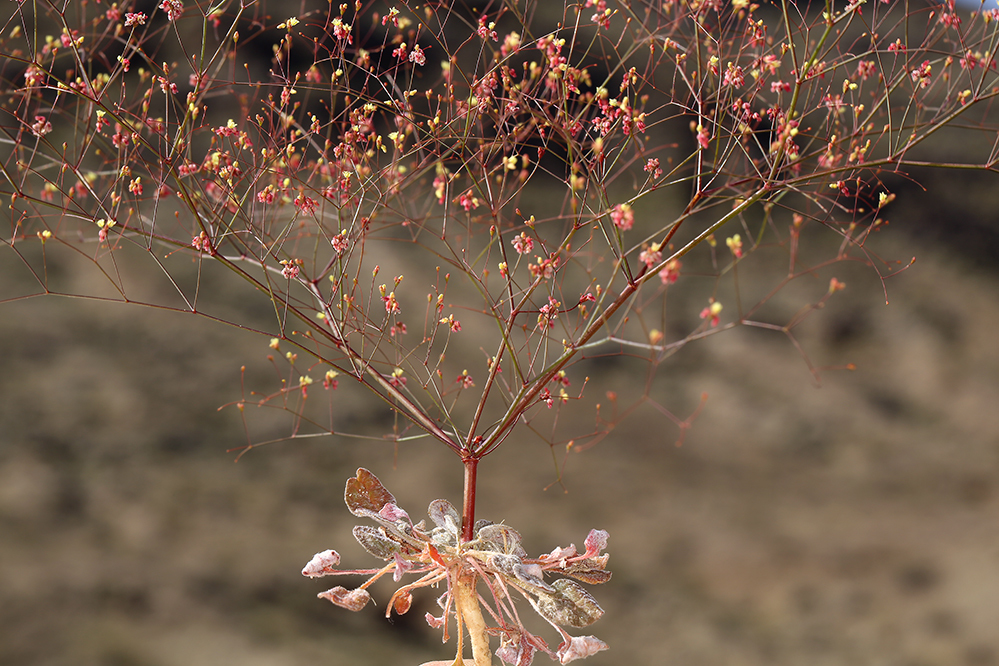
[303,469,611,665]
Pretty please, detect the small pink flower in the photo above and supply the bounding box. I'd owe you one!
[699,300,722,327]
[537,297,559,329]
[323,370,339,390]
[124,12,147,27]
[910,60,932,88]
[643,158,663,179]
[456,371,474,389]
[409,45,426,66]
[192,231,212,254]
[639,243,661,268]
[256,186,277,204]
[331,231,349,255]
[30,115,52,137]
[331,18,352,43]
[610,203,634,231]
[539,387,553,408]
[23,66,45,88]
[723,62,745,88]
[157,76,177,94]
[696,124,711,150]
[294,193,318,216]
[725,234,743,258]
[382,291,400,314]
[658,259,681,285]
[159,0,183,21]
[476,15,498,41]
[458,191,479,211]
[511,231,534,255]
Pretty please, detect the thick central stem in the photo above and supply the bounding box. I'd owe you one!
[461,455,478,543]
[454,570,491,666]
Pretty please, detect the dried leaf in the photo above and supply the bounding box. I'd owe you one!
[318,586,370,611]
[496,632,539,666]
[353,525,401,560]
[561,554,611,585]
[302,549,341,578]
[562,567,612,585]
[531,579,604,628]
[345,468,396,517]
[392,590,413,615]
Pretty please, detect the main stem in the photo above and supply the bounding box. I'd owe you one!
[461,455,479,543]
[454,570,491,666]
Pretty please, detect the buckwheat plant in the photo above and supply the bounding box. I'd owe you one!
[3,0,999,664]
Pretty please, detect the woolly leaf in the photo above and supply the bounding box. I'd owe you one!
[353,525,400,560]
[302,549,341,578]
[478,523,527,558]
[531,579,604,628]
[428,498,460,532]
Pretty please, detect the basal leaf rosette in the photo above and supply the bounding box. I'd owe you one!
[302,469,611,665]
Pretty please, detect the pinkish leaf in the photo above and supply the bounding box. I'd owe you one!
[318,586,370,611]
[302,549,341,578]
[378,502,411,524]
[557,635,608,663]
[392,552,414,582]
[581,529,608,558]
[543,544,577,562]
[425,612,445,629]
[345,468,396,517]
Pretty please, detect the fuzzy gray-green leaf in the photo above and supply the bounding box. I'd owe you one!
[531,578,604,628]
[353,525,401,560]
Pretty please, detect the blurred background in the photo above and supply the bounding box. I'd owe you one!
[3,3,999,666]
[3,169,999,666]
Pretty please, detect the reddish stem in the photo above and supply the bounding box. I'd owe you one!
[461,455,479,543]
